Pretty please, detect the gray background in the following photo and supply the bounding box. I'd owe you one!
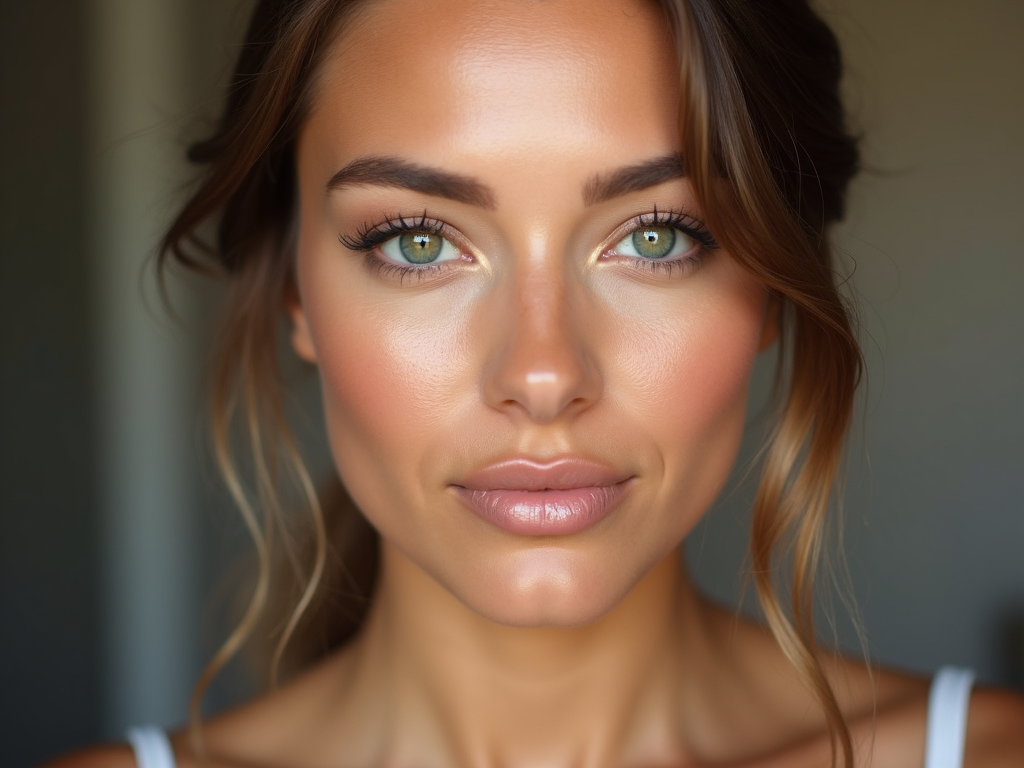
[1,0,1021,766]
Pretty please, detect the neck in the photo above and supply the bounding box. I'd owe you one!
[341,543,725,767]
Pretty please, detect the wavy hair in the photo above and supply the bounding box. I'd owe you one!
[161,0,862,764]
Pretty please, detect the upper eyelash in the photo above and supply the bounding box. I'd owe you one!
[338,210,446,252]
[628,205,719,251]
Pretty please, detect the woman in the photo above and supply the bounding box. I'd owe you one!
[50,0,1024,765]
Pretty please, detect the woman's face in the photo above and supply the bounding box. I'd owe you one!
[292,0,771,626]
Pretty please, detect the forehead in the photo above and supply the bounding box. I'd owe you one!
[300,0,680,177]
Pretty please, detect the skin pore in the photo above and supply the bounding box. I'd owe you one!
[46,0,1024,766]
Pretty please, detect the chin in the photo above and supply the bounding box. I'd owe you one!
[445,545,644,628]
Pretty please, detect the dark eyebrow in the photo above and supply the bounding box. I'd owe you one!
[582,153,687,206]
[326,155,497,209]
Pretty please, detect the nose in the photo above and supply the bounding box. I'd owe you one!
[481,267,602,424]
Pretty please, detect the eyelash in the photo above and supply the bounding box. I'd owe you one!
[338,211,457,284]
[614,206,718,278]
[337,207,719,282]
[338,210,446,252]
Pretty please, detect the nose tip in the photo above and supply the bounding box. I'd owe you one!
[525,371,558,386]
[482,295,602,424]
[488,359,598,424]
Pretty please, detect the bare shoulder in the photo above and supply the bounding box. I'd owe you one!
[964,687,1024,767]
[38,744,137,768]
[36,738,264,768]
[34,652,356,768]
[858,668,1024,767]
[825,653,930,716]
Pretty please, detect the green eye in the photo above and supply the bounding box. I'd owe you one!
[399,232,444,263]
[631,227,676,259]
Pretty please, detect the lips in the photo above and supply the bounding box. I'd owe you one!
[452,458,632,535]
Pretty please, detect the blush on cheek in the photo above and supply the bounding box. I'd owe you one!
[610,278,767,524]
[314,320,444,478]
[617,288,763,422]
[312,333,444,553]
[303,279,480,521]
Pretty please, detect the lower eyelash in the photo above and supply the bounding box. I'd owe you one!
[626,251,707,278]
[361,252,448,284]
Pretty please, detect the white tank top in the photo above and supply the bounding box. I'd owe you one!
[923,666,976,768]
[126,665,976,768]
[125,726,177,768]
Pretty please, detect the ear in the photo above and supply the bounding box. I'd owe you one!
[285,289,318,363]
[758,293,782,351]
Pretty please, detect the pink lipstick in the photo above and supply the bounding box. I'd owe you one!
[452,458,631,535]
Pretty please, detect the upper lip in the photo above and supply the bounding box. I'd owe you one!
[454,457,631,491]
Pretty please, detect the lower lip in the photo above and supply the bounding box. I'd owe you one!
[453,481,630,536]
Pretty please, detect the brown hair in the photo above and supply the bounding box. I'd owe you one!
[162,0,861,765]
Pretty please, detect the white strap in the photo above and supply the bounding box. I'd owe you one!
[125,726,178,768]
[924,666,975,768]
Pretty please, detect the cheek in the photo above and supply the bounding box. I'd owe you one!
[317,309,453,446]
[647,306,759,442]
[297,264,480,514]
[602,264,766,501]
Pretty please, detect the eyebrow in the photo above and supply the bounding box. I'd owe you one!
[326,156,497,209]
[325,152,687,208]
[582,153,686,205]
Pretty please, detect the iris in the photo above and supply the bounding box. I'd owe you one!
[399,232,444,263]
[632,226,675,259]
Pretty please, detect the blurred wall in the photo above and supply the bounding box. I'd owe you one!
[0,0,1020,766]
[0,3,101,762]
[1,2,251,766]
[838,0,1023,682]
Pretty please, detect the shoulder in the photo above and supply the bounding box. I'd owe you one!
[864,672,1024,768]
[38,744,137,768]
[964,687,1024,767]
[36,736,245,768]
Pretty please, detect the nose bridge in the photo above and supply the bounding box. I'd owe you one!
[482,255,601,423]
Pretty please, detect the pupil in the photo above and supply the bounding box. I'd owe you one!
[399,232,442,263]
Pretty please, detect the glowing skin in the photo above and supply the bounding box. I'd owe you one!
[291,3,768,628]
